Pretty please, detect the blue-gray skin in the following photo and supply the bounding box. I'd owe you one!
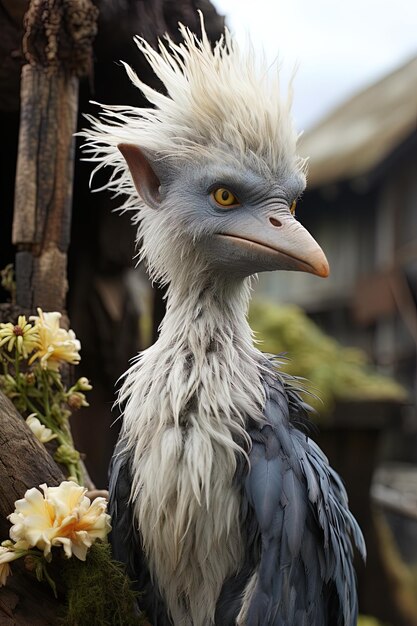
[108,146,365,625]
[110,363,365,625]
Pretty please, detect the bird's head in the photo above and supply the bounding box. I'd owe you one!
[84,15,329,287]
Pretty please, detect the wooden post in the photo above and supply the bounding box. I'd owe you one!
[13,67,78,311]
[12,0,98,313]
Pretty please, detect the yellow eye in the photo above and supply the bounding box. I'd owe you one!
[290,199,297,215]
[212,188,239,207]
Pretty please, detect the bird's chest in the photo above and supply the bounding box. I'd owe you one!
[123,329,264,624]
[133,414,245,625]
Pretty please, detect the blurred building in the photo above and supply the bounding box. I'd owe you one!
[254,57,417,623]
[258,55,417,422]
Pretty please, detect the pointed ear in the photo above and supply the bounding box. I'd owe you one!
[118,143,161,209]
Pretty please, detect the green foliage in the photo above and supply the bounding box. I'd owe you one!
[60,541,146,626]
[0,310,91,482]
[358,617,388,626]
[249,299,406,418]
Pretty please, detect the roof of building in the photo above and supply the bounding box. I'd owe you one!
[299,55,417,188]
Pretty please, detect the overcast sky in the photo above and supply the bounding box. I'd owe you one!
[211,0,417,130]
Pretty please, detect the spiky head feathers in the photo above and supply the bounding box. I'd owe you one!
[84,17,303,198]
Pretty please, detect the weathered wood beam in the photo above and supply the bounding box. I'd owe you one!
[12,0,98,314]
[13,67,78,311]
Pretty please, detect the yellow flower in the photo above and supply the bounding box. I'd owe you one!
[26,414,57,443]
[0,546,21,587]
[8,481,111,561]
[29,309,81,371]
[0,316,39,358]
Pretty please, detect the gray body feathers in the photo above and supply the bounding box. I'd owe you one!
[109,359,365,626]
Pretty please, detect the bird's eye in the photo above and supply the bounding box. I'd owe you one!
[212,188,240,208]
[290,199,297,215]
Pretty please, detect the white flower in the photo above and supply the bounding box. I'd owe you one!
[0,561,11,586]
[0,547,15,564]
[29,309,81,371]
[26,415,57,443]
[0,546,21,587]
[8,481,111,561]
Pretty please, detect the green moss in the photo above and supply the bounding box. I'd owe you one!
[60,542,146,626]
[249,299,407,418]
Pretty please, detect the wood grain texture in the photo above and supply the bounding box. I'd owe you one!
[12,65,78,311]
[0,570,62,626]
[13,66,78,249]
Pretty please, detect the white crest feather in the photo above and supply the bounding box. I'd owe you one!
[82,13,303,215]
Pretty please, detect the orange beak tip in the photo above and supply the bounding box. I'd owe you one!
[318,262,330,278]
[307,248,330,278]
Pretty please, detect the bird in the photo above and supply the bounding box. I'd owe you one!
[83,15,366,626]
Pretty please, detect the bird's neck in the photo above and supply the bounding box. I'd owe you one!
[159,275,255,353]
[120,274,265,453]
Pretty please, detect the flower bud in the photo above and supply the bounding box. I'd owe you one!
[67,392,88,410]
[24,555,37,572]
[25,372,36,385]
[54,444,80,465]
[77,377,92,391]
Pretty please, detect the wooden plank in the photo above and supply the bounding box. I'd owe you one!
[12,65,78,311]
[12,65,39,244]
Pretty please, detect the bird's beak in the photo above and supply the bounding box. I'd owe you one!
[216,213,329,278]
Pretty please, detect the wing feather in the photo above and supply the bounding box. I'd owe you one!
[242,367,365,626]
[109,443,173,625]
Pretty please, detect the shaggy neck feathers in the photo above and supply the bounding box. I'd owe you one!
[119,275,265,474]
[118,276,264,625]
